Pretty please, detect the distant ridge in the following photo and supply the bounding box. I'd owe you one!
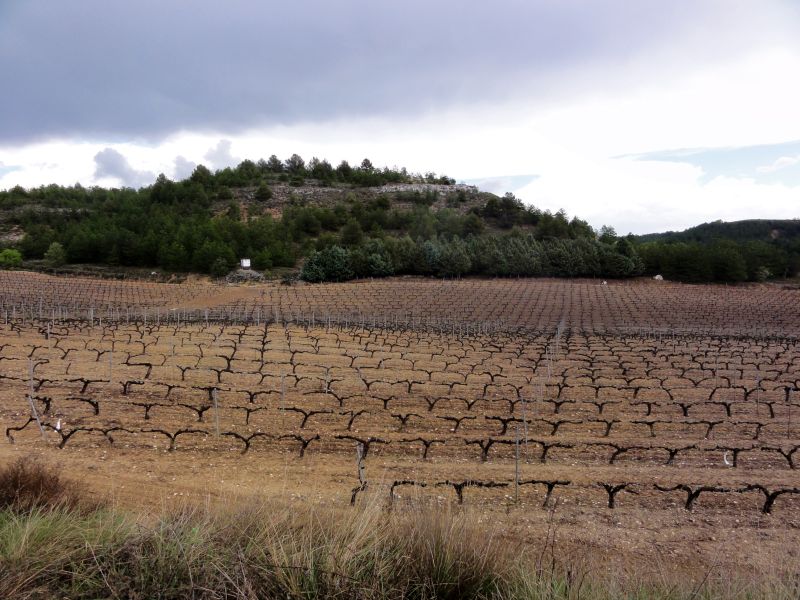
[633,219,800,282]
[636,218,800,244]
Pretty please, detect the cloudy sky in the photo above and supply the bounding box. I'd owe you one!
[1,0,799,234]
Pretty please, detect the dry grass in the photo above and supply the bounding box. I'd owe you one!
[0,457,84,513]
[0,462,798,599]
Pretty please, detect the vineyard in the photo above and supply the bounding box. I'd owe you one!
[2,271,800,576]
[2,270,799,336]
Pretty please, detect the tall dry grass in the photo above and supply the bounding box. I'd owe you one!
[0,458,798,599]
[0,456,82,513]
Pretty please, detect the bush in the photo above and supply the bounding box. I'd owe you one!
[252,249,273,270]
[438,238,471,277]
[255,182,273,201]
[192,240,236,274]
[301,246,353,282]
[754,266,771,282]
[340,218,364,247]
[0,248,22,268]
[210,257,232,277]
[44,241,67,267]
[350,240,394,278]
[0,458,80,513]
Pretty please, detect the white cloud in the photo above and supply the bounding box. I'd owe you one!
[516,157,800,234]
[203,139,239,170]
[528,47,800,155]
[0,141,99,189]
[757,155,800,173]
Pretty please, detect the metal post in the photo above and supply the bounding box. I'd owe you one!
[514,424,520,504]
[212,387,220,437]
[27,359,46,438]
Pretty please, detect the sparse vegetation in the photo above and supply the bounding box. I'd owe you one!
[1,469,797,599]
[0,457,82,513]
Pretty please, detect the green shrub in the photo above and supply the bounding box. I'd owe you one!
[210,257,231,277]
[301,246,353,282]
[44,241,67,267]
[255,182,273,200]
[0,248,22,268]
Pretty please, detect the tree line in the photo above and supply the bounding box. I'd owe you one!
[0,155,703,283]
[636,240,800,283]
[302,234,643,282]
[634,218,800,283]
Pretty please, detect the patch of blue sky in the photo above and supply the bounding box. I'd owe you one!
[0,163,22,178]
[623,139,800,186]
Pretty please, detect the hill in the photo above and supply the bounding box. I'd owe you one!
[637,218,800,244]
[634,219,800,283]
[0,155,645,282]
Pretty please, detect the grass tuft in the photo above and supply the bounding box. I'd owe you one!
[0,457,82,513]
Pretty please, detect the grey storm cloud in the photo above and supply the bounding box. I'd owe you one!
[0,0,796,143]
[94,148,154,188]
[173,155,197,180]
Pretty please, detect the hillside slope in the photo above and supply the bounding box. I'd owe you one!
[0,156,647,282]
[637,218,800,244]
[634,219,800,282]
